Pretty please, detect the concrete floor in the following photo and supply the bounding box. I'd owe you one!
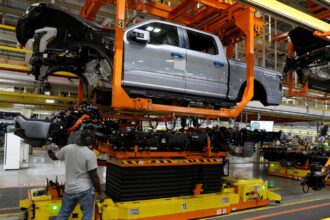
[0,150,106,188]
[0,151,330,219]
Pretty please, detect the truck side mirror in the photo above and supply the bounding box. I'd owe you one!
[127,29,150,45]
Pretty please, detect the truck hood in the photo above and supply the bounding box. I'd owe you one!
[16,3,104,46]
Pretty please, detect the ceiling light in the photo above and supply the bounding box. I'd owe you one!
[146,26,154,31]
[153,28,161,33]
[45,99,55,104]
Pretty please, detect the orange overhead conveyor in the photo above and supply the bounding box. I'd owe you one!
[80,0,259,119]
[79,0,330,118]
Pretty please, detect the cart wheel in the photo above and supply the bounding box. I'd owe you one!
[302,183,309,193]
[21,208,28,220]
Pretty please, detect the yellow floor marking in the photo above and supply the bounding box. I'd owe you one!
[0,212,22,217]
[244,202,330,220]
[206,196,330,219]
[269,187,281,191]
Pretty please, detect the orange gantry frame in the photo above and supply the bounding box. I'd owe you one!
[80,0,258,118]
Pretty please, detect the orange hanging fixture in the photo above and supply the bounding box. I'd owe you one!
[79,0,261,119]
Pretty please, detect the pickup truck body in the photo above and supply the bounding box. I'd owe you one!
[16,3,282,107]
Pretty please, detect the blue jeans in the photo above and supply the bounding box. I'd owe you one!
[57,189,94,220]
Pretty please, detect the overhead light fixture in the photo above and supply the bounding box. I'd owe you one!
[45,99,55,104]
[146,26,154,31]
[153,28,161,33]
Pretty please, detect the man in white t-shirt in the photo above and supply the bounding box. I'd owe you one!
[48,129,105,220]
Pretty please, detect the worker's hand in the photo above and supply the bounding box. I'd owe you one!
[97,193,106,203]
[46,144,59,152]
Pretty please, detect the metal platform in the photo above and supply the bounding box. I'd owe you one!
[19,177,281,220]
[247,101,330,121]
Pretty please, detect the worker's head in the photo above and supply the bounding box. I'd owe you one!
[79,129,96,146]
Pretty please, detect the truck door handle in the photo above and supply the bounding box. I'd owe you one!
[171,52,184,58]
[214,61,225,67]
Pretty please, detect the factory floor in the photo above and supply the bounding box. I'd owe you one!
[0,150,329,220]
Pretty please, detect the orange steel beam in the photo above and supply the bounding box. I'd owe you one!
[188,7,218,26]
[197,0,233,10]
[306,0,330,40]
[315,9,330,19]
[325,158,330,167]
[100,113,174,122]
[309,5,323,13]
[314,30,330,41]
[168,0,198,20]
[107,149,227,160]
[273,32,289,42]
[80,0,109,20]
[226,45,235,58]
[67,114,90,132]
[77,79,84,104]
[81,0,259,45]
[195,3,262,45]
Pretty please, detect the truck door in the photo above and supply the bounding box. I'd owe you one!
[123,21,186,95]
[184,29,228,99]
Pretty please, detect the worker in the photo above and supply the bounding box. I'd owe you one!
[47,129,105,220]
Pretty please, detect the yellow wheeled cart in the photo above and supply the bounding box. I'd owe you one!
[20,177,280,220]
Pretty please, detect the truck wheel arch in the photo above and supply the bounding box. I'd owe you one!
[237,80,268,106]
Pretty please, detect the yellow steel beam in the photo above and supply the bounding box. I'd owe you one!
[0,102,72,111]
[0,45,32,53]
[54,71,77,78]
[0,24,15,31]
[0,91,76,110]
[0,63,78,78]
[0,91,76,103]
[0,63,29,72]
[238,0,330,32]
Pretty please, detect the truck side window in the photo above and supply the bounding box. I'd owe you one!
[137,23,180,47]
[187,30,218,55]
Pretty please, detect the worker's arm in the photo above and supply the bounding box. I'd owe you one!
[47,145,65,161]
[48,150,58,160]
[88,168,102,194]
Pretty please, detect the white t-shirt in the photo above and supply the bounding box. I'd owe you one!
[56,144,97,194]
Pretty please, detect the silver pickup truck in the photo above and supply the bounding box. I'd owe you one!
[16,3,282,108]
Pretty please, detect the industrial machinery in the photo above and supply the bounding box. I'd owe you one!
[300,161,330,193]
[15,102,283,155]
[16,0,330,219]
[265,125,330,187]
[284,25,330,93]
